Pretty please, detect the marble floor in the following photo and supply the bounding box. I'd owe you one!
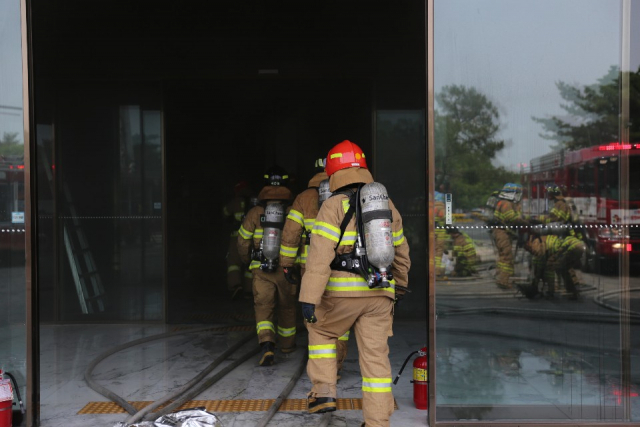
[39,320,428,427]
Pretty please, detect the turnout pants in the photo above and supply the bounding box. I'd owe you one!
[492,229,514,287]
[253,267,297,350]
[307,295,394,427]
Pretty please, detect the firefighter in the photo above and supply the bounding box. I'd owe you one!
[237,166,296,366]
[279,157,352,377]
[492,183,528,289]
[447,227,477,277]
[539,184,585,294]
[434,191,448,277]
[224,180,253,300]
[522,233,584,300]
[299,140,411,426]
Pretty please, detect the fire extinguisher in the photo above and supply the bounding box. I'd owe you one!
[0,369,25,427]
[393,347,428,410]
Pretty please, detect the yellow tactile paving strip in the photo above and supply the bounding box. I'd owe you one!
[78,398,397,414]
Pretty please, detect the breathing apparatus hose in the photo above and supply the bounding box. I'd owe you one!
[125,330,257,424]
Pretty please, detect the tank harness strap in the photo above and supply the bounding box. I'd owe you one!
[329,190,366,275]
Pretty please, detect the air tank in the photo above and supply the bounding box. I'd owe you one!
[360,182,395,272]
[262,201,286,268]
[318,179,331,208]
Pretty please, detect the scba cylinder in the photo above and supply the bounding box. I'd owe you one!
[360,182,395,272]
[318,179,331,208]
[262,201,286,263]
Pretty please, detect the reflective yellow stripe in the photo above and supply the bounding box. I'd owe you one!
[239,225,253,239]
[338,331,350,341]
[280,245,299,257]
[312,221,341,243]
[244,271,253,279]
[304,219,316,232]
[287,209,304,226]
[362,377,392,393]
[278,326,296,337]
[338,231,357,246]
[326,277,395,294]
[330,153,343,159]
[249,260,261,270]
[234,212,244,222]
[296,245,309,264]
[254,229,264,238]
[309,344,337,359]
[393,229,405,246]
[256,321,275,333]
[342,199,350,213]
[227,265,241,273]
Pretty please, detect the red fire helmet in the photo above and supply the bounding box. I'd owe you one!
[325,140,368,177]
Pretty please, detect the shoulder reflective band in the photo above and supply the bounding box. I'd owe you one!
[338,331,350,341]
[362,377,392,393]
[309,344,337,359]
[392,229,405,246]
[312,221,341,243]
[287,209,304,226]
[256,321,275,334]
[238,225,253,239]
[277,325,296,337]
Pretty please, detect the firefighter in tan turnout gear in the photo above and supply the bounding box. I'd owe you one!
[299,140,411,427]
[237,166,296,366]
[279,158,353,378]
[224,180,253,300]
[491,183,528,289]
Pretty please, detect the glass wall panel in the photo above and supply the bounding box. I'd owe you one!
[36,83,164,322]
[0,0,27,419]
[434,0,640,421]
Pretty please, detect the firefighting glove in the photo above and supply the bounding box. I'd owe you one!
[283,267,299,285]
[301,303,317,323]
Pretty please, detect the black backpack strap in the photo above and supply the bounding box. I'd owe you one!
[335,190,358,246]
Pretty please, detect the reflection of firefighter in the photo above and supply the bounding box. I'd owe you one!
[491,183,528,289]
[299,140,411,426]
[522,233,584,300]
[434,192,447,276]
[225,181,253,300]
[237,166,296,365]
[447,227,477,276]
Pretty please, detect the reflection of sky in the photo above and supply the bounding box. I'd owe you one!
[434,0,637,170]
[0,0,23,140]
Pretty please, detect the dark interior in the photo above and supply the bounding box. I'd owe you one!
[31,0,427,323]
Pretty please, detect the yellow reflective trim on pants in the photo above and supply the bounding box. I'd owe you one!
[256,321,275,333]
[362,377,393,393]
[277,326,296,337]
[309,344,337,359]
[239,225,253,239]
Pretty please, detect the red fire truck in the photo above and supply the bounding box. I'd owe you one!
[522,142,640,272]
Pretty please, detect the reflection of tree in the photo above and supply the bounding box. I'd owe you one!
[533,65,640,151]
[0,132,24,157]
[435,85,518,210]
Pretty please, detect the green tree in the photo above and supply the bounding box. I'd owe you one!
[0,132,24,157]
[435,85,517,210]
[533,65,640,150]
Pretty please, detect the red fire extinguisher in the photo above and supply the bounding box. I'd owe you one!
[393,347,428,410]
[0,369,25,427]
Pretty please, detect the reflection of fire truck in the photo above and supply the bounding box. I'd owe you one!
[0,157,25,253]
[522,142,640,271]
